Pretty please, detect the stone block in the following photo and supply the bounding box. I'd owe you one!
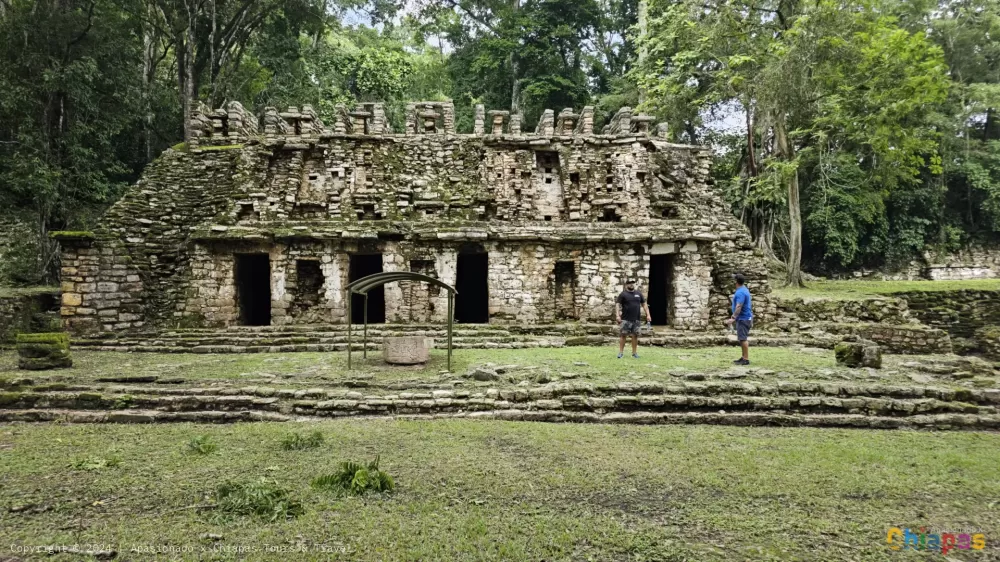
[16,332,72,370]
[835,340,882,369]
[383,336,431,365]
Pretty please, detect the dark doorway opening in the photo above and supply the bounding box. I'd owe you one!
[648,254,671,326]
[349,254,385,324]
[554,261,577,320]
[455,253,489,323]
[235,254,272,326]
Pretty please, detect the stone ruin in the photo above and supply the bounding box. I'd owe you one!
[54,100,773,334]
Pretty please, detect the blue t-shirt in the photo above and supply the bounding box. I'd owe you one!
[732,286,753,320]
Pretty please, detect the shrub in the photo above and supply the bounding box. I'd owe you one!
[112,394,135,410]
[186,435,218,455]
[311,456,394,497]
[70,455,122,471]
[213,479,303,521]
[280,431,324,451]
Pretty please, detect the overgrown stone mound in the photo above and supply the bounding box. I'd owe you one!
[834,340,882,369]
[974,326,1000,360]
[16,332,72,370]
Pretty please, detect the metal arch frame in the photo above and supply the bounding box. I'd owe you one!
[345,271,458,371]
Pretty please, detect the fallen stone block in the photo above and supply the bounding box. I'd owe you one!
[834,340,882,369]
[16,333,72,370]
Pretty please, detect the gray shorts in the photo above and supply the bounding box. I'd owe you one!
[620,320,642,335]
[736,319,753,341]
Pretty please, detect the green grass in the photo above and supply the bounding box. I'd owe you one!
[772,278,1000,301]
[0,346,837,385]
[0,420,997,561]
[1,345,993,391]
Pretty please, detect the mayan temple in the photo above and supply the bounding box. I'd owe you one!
[54,100,771,336]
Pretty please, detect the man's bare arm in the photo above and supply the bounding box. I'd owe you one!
[728,303,742,324]
[615,302,622,322]
[642,303,651,322]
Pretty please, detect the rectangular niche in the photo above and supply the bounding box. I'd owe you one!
[291,259,324,320]
[534,151,564,221]
[407,259,439,322]
[553,261,577,320]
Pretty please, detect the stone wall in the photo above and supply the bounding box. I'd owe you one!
[0,291,60,344]
[773,297,914,331]
[837,245,1000,281]
[895,289,1000,352]
[923,245,1000,280]
[55,102,770,333]
[180,238,730,328]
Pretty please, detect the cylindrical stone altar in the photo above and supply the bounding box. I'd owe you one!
[383,336,432,365]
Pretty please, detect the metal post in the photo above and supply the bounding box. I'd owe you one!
[347,290,352,370]
[447,292,454,372]
[363,293,369,360]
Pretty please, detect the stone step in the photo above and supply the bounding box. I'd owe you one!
[5,383,997,416]
[68,330,840,353]
[19,381,1000,404]
[73,335,542,348]
[1,407,996,431]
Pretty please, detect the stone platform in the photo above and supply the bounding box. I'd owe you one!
[3,356,999,431]
[67,322,947,354]
[1,376,998,431]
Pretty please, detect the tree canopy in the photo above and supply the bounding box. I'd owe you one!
[0,0,997,284]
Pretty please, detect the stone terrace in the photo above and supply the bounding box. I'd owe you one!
[3,347,998,431]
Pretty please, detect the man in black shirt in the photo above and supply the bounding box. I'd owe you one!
[615,279,652,358]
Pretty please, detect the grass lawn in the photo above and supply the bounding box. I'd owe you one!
[5,346,991,391]
[0,420,997,561]
[771,278,1000,301]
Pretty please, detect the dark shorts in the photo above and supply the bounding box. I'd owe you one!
[736,319,753,342]
[620,320,642,335]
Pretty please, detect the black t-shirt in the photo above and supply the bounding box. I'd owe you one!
[617,290,645,322]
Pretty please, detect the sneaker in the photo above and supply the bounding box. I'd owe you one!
[617,353,624,359]
[733,358,749,365]
[632,353,640,359]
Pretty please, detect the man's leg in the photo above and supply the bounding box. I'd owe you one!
[631,334,638,355]
[741,340,749,361]
[619,334,626,356]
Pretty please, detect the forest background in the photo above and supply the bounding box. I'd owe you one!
[0,0,997,286]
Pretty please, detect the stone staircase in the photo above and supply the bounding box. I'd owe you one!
[2,375,998,430]
[71,323,844,353]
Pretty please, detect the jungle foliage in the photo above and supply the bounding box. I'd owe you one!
[0,0,996,283]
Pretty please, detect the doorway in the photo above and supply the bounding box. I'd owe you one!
[647,254,671,326]
[455,253,489,323]
[349,254,385,324]
[235,254,272,326]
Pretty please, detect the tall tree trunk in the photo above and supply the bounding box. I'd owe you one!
[637,0,648,105]
[775,115,803,286]
[509,0,521,114]
[179,0,196,142]
[142,0,156,161]
[178,28,191,142]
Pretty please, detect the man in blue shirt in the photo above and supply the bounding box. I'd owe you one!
[725,273,753,365]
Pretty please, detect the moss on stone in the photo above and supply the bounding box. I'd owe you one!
[170,142,188,152]
[16,333,69,348]
[16,332,72,370]
[0,392,22,406]
[197,144,244,152]
[49,230,96,241]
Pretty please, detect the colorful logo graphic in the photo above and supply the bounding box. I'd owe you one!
[887,527,986,555]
